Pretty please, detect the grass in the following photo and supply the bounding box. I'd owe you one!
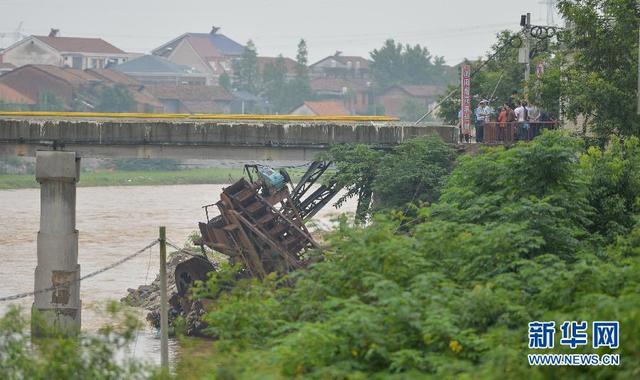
[0,167,308,190]
[0,168,247,190]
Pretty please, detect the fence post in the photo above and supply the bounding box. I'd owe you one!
[159,226,169,369]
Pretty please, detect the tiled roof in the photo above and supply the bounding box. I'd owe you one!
[0,63,16,69]
[0,83,36,104]
[311,77,369,93]
[113,55,200,75]
[311,54,371,69]
[147,84,233,102]
[334,55,371,69]
[257,56,298,74]
[29,65,88,86]
[396,85,444,98]
[302,100,350,116]
[188,33,245,57]
[34,36,125,54]
[154,33,244,59]
[88,69,141,85]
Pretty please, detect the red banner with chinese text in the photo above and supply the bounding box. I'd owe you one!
[461,65,472,135]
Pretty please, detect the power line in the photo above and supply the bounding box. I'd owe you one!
[0,239,159,303]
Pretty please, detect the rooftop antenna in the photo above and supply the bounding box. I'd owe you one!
[210,26,220,34]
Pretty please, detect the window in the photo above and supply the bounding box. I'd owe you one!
[72,56,83,69]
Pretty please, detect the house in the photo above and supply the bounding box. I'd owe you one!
[0,32,132,70]
[290,100,351,116]
[146,84,233,113]
[0,64,162,112]
[87,69,164,112]
[112,55,207,85]
[376,84,445,119]
[310,52,371,80]
[257,56,298,80]
[0,83,36,109]
[0,63,15,75]
[152,28,245,85]
[310,77,372,114]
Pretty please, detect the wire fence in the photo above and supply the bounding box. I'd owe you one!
[0,239,160,303]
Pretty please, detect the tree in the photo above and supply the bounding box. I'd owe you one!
[95,84,135,113]
[287,38,312,107]
[295,38,310,80]
[370,39,456,90]
[403,44,433,84]
[233,40,260,94]
[36,91,65,112]
[372,134,455,208]
[262,55,289,113]
[370,39,405,88]
[324,135,455,221]
[555,0,640,137]
[219,72,232,91]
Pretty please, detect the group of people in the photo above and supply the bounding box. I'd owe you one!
[459,98,555,144]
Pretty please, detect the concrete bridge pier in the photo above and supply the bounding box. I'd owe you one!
[32,151,81,336]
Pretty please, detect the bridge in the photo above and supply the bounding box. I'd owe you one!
[0,112,458,161]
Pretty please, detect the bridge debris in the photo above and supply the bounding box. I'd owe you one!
[124,161,341,335]
[176,161,340,295]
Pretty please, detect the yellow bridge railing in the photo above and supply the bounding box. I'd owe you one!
[0,111,399,122]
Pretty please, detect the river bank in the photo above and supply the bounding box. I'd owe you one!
[0,168,246,190]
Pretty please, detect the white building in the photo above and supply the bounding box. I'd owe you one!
[0,34,133,70]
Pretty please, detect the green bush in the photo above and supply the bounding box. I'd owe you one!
[192,131,640,379]
[0,302,165,380]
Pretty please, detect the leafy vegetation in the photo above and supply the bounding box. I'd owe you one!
[556,0,640,136]
[0,303,165,380]
[185,131,639,379]
[95,84,135,113]
[323,134,455,222]
[370,39,456,89]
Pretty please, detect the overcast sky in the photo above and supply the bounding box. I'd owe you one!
[0,0,560,65]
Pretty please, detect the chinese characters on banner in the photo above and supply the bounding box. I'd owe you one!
[461,65,472,135]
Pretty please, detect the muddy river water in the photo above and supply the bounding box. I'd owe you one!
[0,184,355,365]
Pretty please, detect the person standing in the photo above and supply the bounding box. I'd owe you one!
[528,103,541,138]
[514,101,529,140]
[475,100,490,143]
[497,105,508,142]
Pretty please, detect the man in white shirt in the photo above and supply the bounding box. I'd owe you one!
[514,101,529,140]
[474,100,491,143]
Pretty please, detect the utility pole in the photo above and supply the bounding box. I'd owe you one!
[159,226,169,370]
